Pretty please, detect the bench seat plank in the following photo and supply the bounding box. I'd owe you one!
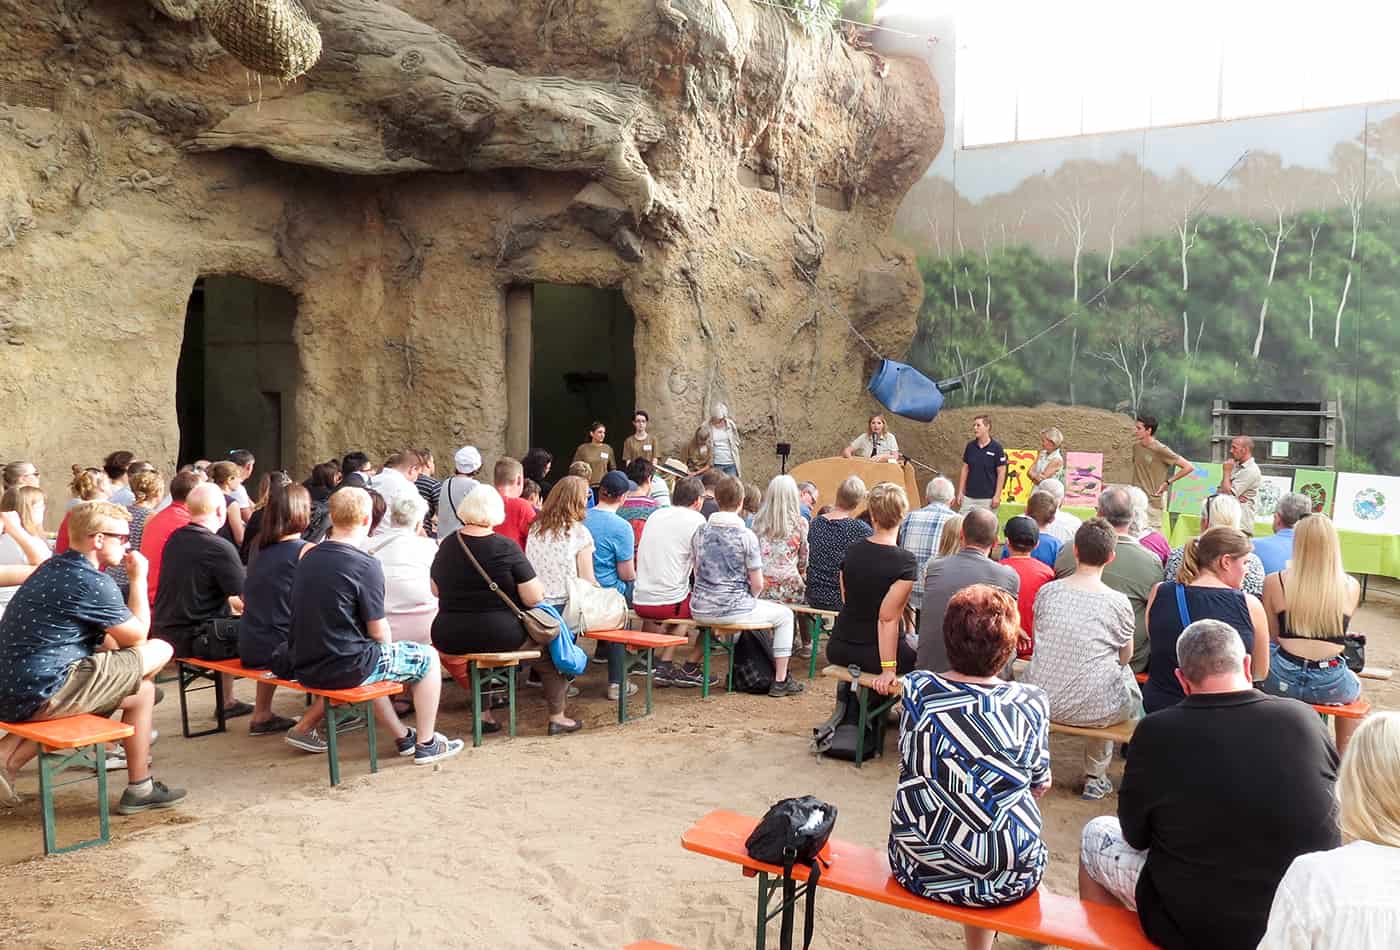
[181,657,402,702]
[1050,721,1136,744]
[0,714,135,750]
[682,810,1154,950]
[589,629,688,649]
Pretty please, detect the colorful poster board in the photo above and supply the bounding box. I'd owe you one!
[1254,475,1293,520]
[1333,473,1400,535]
[1291,468,1336,516]
[1002,448,1039,503]
[1167,462,1223,515]
[1064,451,1105,507]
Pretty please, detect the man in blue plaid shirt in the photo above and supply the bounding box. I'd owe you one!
[898,476,958,616]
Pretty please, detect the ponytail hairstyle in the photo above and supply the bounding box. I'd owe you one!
[69,465,111,501]
[1175,526,1251,584]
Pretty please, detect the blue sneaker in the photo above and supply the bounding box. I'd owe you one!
[395,727,417,757]
[414,733,465,765]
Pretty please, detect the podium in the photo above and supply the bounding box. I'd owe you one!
[787,457,924,511]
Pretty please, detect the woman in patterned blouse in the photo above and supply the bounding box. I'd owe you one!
[888,584,1052,950]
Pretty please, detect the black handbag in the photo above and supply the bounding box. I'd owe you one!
[745,797,837,950]
[191,617,241,661]
[1340,634,1366,673]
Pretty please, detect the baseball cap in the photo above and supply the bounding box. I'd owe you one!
[1005,515,1039,549]
[454,446,482,474]
[599,470,631,498]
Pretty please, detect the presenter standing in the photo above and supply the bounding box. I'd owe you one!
[954,415,1007,513]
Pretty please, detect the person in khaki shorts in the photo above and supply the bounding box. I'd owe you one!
[0,501,186,815]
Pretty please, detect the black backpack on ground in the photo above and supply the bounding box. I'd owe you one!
[811,680,883,762]
[731,630,775,694]
[745,796,837,950]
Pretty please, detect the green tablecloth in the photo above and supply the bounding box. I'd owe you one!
[1168,514,1400,579]
[993,502,1099,530]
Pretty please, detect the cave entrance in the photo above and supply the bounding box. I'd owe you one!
[176,275,300,476]
[508,283,636,477]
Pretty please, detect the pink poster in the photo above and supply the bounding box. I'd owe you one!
[1064,451,1104,507]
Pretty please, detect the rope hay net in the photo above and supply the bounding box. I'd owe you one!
[203,0,323,82]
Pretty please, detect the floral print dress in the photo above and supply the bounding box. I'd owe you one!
[758,524,808,603]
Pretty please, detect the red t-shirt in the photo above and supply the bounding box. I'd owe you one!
[1001,554,1054,655]
[54,512,72,554]
[140,502,192,608]
[493,495,537,549]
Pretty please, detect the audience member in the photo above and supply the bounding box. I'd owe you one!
[915,508,1019,673]
[1000,516,1053,652]
[698,469,722,519]
[414,448,440,531]
[622,409,660,466]
[1125,485,1170,565]
[240,471,292,564]
[1028,427,1065,485]
[1260,712,1400,949]
[1253,491,1311,575]
[934,513,964,558]
[842,413,900,462]
[741,482,761,528]
[1142,526,1270,713]
[827,482,918,680]
[1024,519,1138,800]
[1000,511,1061,567]
[1079,619,1339,950]
[289,487,464,764]
[0,498,50,619]
[684,423,713,476]
[521,479,542,510]
[109,469,165,596]
[705,403,742,477]
[237,483,323,742]
[754,474,809,606]
[616,458,660,528]
[55,466,111,552]
[584,471,638,701]
[890,585,1050,950]
[140,471,202,609]
[0,501,185,813]
[572,421,617,487]
[955,414,1007,513]
[104,450,137,506]
[434,446,482,539]
[152,484,251,718]
[522,447,554,498]
[1054,487,1162,673]
[304,460,340,503]
[1130,414,1192,529]
[526,476,597,611]
[366,488,388,538]
[492,457,538,549]
[430,485,579,735]
[1260,514,1364,752]
[227,449,257,518]
[899,476,957,618]
[804,476,873,611]
[633,477,710,688]
[367,493,438,647]
[369,450,425,535]
[797,481,819,521]
[207,461,247,551]
[690,476,801,697]
[1218,435,1262,533]
[2,460,41,491]
[1033,479,1082,545]
[1163,494,1265,596]
[335,451,373,492]
[1024,490,1064,553]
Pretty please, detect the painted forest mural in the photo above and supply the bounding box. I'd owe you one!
[894,102,1400,475]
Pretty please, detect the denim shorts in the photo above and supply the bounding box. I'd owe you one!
[362,641,434,686]
[1260,643,1360,705]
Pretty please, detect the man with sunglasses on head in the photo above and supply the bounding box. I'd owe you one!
[0,501,187,813]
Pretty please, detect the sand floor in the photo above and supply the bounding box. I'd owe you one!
[1,585,1397,950]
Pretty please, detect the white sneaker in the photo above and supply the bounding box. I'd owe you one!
[606,682,639,701]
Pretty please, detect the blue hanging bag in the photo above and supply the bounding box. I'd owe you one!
[537,603,589,676]
[866,359,956,423]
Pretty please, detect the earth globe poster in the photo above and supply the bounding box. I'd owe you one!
[1290,469,1337,516]
[1254,475,1294,522]
[1333,473,1400,534]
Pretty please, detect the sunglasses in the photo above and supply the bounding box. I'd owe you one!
[93,530,131,546]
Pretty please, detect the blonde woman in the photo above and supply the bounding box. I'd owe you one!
[208,460,246,549]
[0,486,51,619]
[1163,494,1265,597]
[754,475,808,605]
[935,513,964,559]
[684,423,713,476]
[827,482,918,677]
[1028,428,1064,485]
[843,413,900,462]
[55,466,111,553]
[108,470,165,596]
[1260,515,1364,752]
[1260,712,1400,948]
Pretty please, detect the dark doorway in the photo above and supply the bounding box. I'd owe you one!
[176,275,299,476]
[529,284,636,473]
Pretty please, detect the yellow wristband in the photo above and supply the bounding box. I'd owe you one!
[880,660,897,669]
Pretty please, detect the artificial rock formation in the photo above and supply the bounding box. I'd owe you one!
[0,0,941,480]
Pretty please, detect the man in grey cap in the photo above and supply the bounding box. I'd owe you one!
[434,446,482,540]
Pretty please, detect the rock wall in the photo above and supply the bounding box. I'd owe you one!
[0,0,941,491]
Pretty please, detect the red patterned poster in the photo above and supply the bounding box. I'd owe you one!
[1002,449,1039,503]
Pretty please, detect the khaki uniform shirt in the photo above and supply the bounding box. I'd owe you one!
[1133,438,1182,510]
[1228,457,1262,533]
[572,442,616,486]
[623,434,660,465]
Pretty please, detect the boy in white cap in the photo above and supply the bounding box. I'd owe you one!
[434,446,482,540]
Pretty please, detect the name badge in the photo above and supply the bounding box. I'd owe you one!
[600,452,609,459]
[643,444,652,452]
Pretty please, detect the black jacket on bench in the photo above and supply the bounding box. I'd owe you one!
[1118,689,1340,950]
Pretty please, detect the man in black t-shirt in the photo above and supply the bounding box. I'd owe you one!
[152,484,253,719]
[1078,619,1339,950]
[289,488,464,766]
[955,414,1008,513]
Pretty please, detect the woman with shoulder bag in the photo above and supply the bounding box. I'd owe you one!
[430,485,580,736]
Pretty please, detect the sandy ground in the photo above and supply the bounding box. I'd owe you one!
[1,585,1397,950]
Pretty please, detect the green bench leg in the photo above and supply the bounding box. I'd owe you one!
[805,617,826,680]
[508,665,518,737]
[852,685,899,768]
[38,744,111,854]
[470,662,517,745]
[364,701,379,774]
[617,648,657,724]
[325,702,342,786]
[323,700,375,786]
[755,870,771,950]
[470,662,484,749]
[701,629,713,699]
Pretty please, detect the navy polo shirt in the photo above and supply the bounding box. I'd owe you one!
[963,438,1008,499]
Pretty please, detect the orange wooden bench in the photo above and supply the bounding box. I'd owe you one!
[436,649,540,747]
[682,810,1154,950]
[177,657,402,786]
[587,629,688,722]
[1132,670,1371,720]
[0,714,135,854]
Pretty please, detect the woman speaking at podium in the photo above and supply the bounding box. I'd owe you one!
[842,413,900,463]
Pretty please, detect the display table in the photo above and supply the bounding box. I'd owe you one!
[1168,514,1400,580]
[992,501,1099,530]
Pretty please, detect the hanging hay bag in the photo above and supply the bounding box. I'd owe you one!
[204,0,323,82]
[867,359,946,423]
